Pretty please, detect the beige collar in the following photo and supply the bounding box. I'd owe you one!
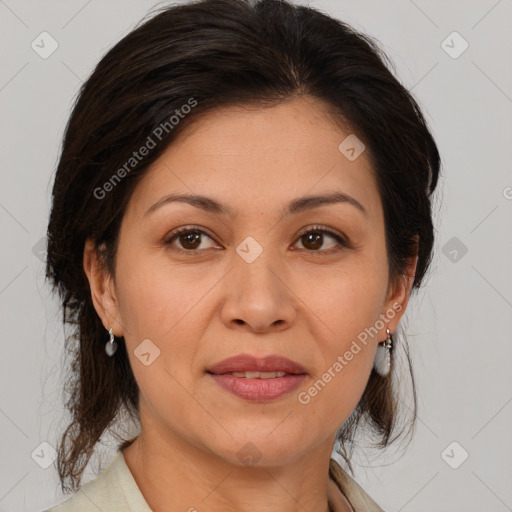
[328,458,385,512]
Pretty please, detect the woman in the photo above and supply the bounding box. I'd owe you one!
[44,0,441,510]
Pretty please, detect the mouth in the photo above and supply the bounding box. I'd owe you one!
[206,353,307,376]
[206,354,307,402]
[207,370,294,379]
[207,372,307,401]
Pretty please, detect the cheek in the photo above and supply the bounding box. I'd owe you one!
[114,264,201,408]
[114,251,213,338]
[297,263,385,414]
[113,255,221,390]
[308,258,387,342]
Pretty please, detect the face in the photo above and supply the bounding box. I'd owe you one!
[86,96,413,468]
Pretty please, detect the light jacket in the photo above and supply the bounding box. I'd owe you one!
[44,450,385,511]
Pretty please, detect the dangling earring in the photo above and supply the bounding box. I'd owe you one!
[105,328,118,356]
[373,328,393,377]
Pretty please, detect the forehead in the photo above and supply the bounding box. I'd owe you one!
[125,96,381,222]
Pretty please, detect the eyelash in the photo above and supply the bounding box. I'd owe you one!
[163,225,350,256]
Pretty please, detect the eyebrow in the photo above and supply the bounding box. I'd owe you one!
[144,191,368,219]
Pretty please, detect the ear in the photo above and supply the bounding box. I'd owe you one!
[379,235,419,337]
[83,239,124,337]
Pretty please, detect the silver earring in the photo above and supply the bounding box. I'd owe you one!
[373,328,393,377]
[105,328,118,356]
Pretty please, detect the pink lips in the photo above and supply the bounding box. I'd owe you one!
[206,354,307,402]
[206,354,307,375]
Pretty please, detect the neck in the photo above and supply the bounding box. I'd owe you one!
[122,429,352,512]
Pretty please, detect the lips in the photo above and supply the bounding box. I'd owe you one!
[206,354,307,376]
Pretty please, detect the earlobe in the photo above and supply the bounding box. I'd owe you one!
[83,239,123,336]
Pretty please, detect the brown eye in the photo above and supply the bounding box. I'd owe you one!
[294,227,347,253]
[164,225,348,255]
[164,227,218,252]
[178,230,202,250]
[301,231,324,250]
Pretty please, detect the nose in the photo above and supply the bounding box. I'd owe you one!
[219,246,297,333]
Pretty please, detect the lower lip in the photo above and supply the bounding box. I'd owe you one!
[207,373,307,402]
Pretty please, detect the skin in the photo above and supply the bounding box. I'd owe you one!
[84,95,417,512]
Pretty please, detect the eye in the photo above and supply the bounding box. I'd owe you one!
[293,226,348,254]
[163,225,349,255]
[164,226,220,253]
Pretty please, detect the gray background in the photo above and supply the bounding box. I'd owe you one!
[1,0,511,510]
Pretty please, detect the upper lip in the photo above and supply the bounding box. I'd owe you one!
[207,354,307,375]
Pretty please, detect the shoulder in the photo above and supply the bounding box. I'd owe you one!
[44,450,152,512]
[329,458,386,512]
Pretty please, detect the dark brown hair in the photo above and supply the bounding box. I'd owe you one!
[46,0,441,493]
